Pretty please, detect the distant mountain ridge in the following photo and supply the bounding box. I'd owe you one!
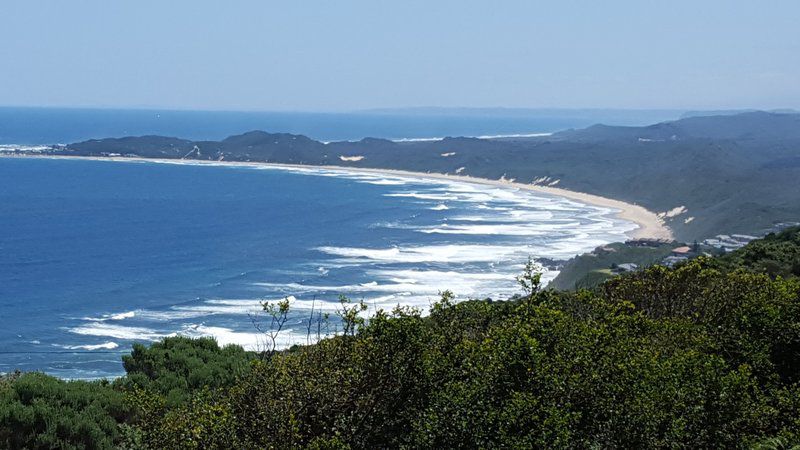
[553,111,800,141]
[54,111,800,241]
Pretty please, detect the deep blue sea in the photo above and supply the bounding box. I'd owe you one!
[0,157,635,378]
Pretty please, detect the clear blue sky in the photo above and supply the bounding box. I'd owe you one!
[2,1,798,111]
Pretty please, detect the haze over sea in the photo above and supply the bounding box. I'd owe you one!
[0,109,647,379]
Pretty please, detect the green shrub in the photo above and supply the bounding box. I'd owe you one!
[0,372,129,449]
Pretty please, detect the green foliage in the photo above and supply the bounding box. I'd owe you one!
[603,257,800,383]
[119,336,253,406]
[124,387,238,449]
[752,436,800,450]
[0,372,129,449]
[199,258,800,447]
[336,295,368,336]
[714,226,800,279]
[260,297,292,354]
[229,304,429,448]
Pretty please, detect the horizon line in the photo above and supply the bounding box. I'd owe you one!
[1,104,796,115]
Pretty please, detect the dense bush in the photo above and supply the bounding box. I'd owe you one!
[0,372,129,449]
[209,271,798,448]
[1,229,800,448]
[119,336,253,405]
[713,226,800,279]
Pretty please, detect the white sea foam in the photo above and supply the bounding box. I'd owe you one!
[430,204,449,210]
[316,244,533,264]
[180,325,309,351]
[82,310,137,322]
[474,132,553,139]
[367,268,519,300]
[384,192,461,201]
[389,132,551,142]
[59,342,120,351]
[254,269,516,303]
[170,302,263,316]
[391,136,446,143]
[69,323,172,341]
[418,222,575,236]
[361,179,408,185]
[265,167,439,188]
[449,210,553,222]
[110,311,135,320]
[168,295,299,317]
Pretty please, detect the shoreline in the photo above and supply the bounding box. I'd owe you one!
[1,153,673,241]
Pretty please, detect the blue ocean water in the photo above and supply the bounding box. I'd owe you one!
[0,157,635,378]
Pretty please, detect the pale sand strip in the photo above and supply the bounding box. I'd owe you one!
[2,154,673,241]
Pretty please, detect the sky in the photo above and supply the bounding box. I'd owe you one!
[1,1,798,111]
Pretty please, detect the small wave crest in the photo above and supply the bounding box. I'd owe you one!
[58,342,120,351]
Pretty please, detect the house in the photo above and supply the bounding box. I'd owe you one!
[617,263,639,272]
[662,255,689,267]
[671,246,692,256]
[626,238,670,248]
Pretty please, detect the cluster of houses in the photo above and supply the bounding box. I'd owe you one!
[702,234,758,252]
[702,222,800,252]
[625,238,671,248]
[0,145,52,153]
[611,222,800,275]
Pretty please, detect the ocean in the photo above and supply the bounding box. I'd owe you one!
[0,157,635,378]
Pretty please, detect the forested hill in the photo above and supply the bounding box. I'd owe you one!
[57,111,800,241]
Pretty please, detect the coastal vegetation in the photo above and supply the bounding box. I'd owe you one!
[549,240,679,290]
[1,227,800,448]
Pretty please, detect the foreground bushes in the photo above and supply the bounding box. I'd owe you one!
[204,262,798,448]
[2,230,800,448]
[120,336,253,406]
[0,373,128,449]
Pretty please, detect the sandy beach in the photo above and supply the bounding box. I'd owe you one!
[2,154,673,241]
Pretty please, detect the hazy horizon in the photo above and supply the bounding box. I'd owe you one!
[3,1,799,112]
[0,105,794,116]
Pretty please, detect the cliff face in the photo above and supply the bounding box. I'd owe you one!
[62,112,800,241]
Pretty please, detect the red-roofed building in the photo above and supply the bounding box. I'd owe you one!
[671,246,692,255]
